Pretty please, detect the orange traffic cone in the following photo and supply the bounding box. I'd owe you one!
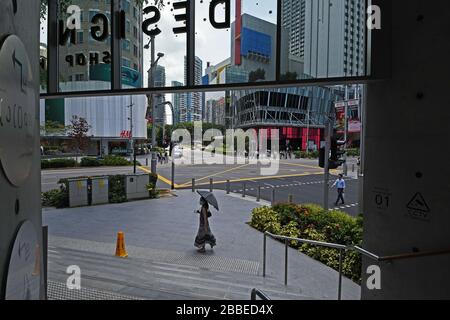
[115,232,128,258]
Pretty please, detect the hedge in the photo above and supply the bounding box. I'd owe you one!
[294,151,320,159]
[250,203,363,283]
[42,155,139,169]
[41,158,77,169]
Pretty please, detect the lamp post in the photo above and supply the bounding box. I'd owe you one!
[144,36,164,174]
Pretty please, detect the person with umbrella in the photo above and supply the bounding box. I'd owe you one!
[194,191,218,253]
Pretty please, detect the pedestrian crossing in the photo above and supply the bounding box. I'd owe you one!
[232,180,325,193]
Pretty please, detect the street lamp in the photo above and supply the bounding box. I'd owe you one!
[145,35,165,174]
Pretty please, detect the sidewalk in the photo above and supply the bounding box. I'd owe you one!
[43,190,360,300]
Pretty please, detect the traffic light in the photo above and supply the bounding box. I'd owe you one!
[318,137,346,169]
[329,136,346,169]
[319,147,326,168]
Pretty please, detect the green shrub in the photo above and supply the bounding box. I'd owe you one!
[101,155,131,166]
[250,202,363,283]
[149,173,158,186]
[346,148,360,157]
[146,182,159,199]
[250,207,281,234]
[80,157,101,167]
[293,151,320,159]
[109,175,127,203]
[42,187,68,208]
[41,158,77,169]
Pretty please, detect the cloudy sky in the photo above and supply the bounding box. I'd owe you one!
[40,0,277,122]
[142,0,277,86]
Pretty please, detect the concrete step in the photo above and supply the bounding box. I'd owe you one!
[48,245,313,300]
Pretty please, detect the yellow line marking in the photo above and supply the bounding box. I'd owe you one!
[279,161,323,170]
[138,166,181,188]
[191,172,326,187]
[180,163,252,186]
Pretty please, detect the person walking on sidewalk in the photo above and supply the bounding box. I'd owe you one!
[194,197,217,253]
[331,174,346,206]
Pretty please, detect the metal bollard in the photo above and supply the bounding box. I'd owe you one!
[242,182,246,198]
[284,239,288,286]
[192,178,195,192]
[257,186,261,202]
[288,194,293,203]
[171,161,175,190]
[271,188,276,206]
[210,178,213,192]
[226,180,230,194]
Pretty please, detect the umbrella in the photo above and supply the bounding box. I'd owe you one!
[197,191,219,211]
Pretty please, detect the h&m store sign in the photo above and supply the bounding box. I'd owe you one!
[60,0,231,68]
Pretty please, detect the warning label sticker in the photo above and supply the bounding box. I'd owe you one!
[406,193,430,221]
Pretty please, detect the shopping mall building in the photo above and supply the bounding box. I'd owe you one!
[39,0,147,156]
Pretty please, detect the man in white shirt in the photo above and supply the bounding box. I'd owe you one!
[331,174,346,206]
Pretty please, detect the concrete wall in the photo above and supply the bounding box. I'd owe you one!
[0,1,43,299]
[361,1,450,299]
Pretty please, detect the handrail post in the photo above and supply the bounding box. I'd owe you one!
[263,233,267,277]
[285,238,288,286]
[338,248,344,300]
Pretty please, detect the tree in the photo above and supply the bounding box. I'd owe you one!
[281,72,298,81]
[40,120,67,136]
[249,68,266,82]
[67,116,91,155]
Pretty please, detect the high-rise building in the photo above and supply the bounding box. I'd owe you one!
[41,0,146,156]
[171,81,183,125]
[282,0,306,59]
[149,65,166,124]
[181,56,203,122]
[304,0,366,78]
[58,0,143,89]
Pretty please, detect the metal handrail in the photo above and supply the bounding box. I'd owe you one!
[263,231,450,300]
[353,246,450,262]
[263,231,346,300]
[251,288,271,301]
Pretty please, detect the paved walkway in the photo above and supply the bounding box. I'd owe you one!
[43,190,360,300]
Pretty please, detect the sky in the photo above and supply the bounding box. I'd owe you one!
[40,0,278,123]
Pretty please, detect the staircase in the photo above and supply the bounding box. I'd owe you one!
[47,244,314,300]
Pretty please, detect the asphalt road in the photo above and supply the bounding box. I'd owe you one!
[41,156,361,216]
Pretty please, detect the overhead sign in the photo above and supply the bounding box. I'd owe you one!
[0,35,35,187]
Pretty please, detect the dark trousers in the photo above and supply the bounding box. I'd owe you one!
[335,188,345,205]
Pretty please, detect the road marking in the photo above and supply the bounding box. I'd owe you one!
[138,166,181,188]
[179,163,252,186]
[329,203,359,211]
[190,172,325,187]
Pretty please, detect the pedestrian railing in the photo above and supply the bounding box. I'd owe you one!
[250,288,271,301]
[263,231,450,300]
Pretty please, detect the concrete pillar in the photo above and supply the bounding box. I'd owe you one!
[361,1,450,299]
[0,1,43,299]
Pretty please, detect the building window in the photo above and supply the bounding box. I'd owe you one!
[122,58,131,68]
[122,39,130,51]
[77,31,83,44]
